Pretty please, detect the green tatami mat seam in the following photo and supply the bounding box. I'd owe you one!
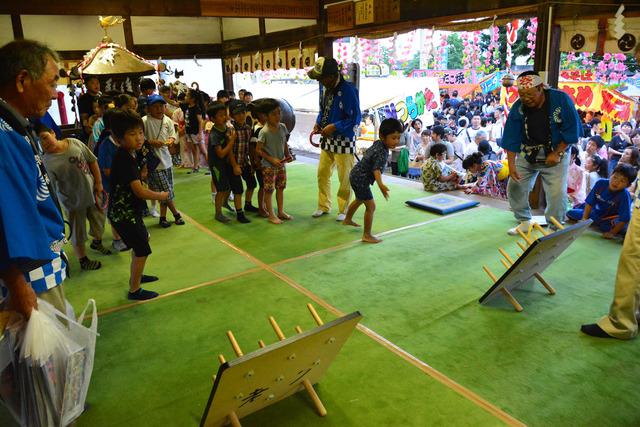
[180,211,527,427]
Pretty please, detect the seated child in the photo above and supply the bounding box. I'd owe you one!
[567,163,636,239]
[584,154,608,192]
[343,118,402,243]
[108,109,169,300]
[38,124,110,270]
[580,135,607,165]
[567,145,586,207]
[461,152,507,199]
[256,99,293,224]
[421,143,464,192]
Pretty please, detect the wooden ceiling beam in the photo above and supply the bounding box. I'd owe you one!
[0,0,201,16]
[56,44,222,62]
[222,24,322,55]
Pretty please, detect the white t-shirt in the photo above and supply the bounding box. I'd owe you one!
[143,115,177,170]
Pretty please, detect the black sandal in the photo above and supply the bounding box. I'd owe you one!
[80,257,101,271]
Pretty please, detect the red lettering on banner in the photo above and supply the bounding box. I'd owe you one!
[575,86,594,108]
[560,85,577,103]
[506,86,519,105]
[601,90,631,121]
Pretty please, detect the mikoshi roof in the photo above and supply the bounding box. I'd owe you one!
[78,41,155,77]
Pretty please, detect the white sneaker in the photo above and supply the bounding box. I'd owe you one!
[336,213,346,221]
[507,221,531,236]
[149,208,161,218]
[312,209,329,218]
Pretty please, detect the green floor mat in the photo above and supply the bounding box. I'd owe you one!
[276,206,638,426]
[172,164,437,264]
[61,217,257,312]
[59,271,503,427]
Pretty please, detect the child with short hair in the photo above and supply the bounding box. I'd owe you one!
[230,100,259,214]
[108,109,169,300]
[207,102,249,223]
[96,109,128,252]
[567,163,636,239]
[256,99,292,224]
[38,124,110,270]
[342,118,402,243]
[143,94,185,228]
[421,143,464,192]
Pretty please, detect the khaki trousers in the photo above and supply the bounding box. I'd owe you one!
[317,150,354,214]
[598,201,640,339]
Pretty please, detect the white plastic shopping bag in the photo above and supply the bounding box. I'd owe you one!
[0,298,98,427]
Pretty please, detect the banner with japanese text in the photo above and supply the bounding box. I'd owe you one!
[372,78,441,126]
[500,83,635,122]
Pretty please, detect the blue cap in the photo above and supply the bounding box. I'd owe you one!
[147,94,166,106]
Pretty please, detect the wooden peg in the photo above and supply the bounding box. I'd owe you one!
[500,258,510,270]
[498,248,514,264]
[534,273,556,295]
[228,410,242,427]
[268,316,327,417]
[516,228,532,245]
[517,241,527,252]
[218,354,226,364]
[268,316,286,340]
[483,265,523,312]
[295,326,303,334]
[307,303,324,326]
[533,222,549,236]
[226,331,244,357]
[500,288,524,312]
[482,265,498,283]
[549,216,565,230]
[258,339,266,349]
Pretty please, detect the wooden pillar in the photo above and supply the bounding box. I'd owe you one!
[533,2,560,89]
[11,15,23,40]
[318,37,334,58]
[547,24,561,88]
[533,3,550,73]
[123,16,134,50]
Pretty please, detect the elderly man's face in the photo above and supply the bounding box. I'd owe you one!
[519,85,544,108]
[22,56,59,118]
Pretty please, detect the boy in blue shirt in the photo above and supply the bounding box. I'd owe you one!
[567,163,636,238]
[342,118,402,243]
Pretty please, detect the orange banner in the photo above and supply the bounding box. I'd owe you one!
[500,83,636,122]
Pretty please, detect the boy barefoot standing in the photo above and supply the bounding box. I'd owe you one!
[343,119,402,243]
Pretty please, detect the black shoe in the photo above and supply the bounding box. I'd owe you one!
[223,202,235,213]
[141,274,159,283]
[237,212,251,224]
[580,323,614,338]
[79,257,101,271]
[174,215,186,225]
[90,240,112,255]
[244,204,259,213]
[159,217,171,228]
[128,288,159,300]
